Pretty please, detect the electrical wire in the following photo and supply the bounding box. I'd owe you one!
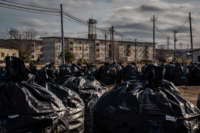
[0,0,59,11]
[0,1,88,26]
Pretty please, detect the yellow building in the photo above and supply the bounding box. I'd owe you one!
[0,46,19,66]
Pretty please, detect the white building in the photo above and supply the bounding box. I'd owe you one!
[40,37,154,65]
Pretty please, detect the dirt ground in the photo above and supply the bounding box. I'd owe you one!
[178,86,200,105]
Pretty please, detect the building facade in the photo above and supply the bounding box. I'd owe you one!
[30,40,43,62]
[0,39,43,62]
[193,49,200,63]
[41,37,154,65]
[0,47,19,66]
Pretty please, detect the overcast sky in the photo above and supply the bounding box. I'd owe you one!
[0,0,200,49]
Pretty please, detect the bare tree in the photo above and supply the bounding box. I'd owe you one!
[7,27,39,62]
[25,28,37,40]
[8,28,19,39]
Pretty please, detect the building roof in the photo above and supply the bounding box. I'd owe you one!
[41,36,154,46]
[0,45,18,50]
[192,48,200,52]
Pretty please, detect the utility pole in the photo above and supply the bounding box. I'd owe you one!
[135,39,137,62]
[110,26,115,63]
[152,15,156,62]
[34,40,36,61]
[189,12,194,62]
[167,36,170,50]
[173,30,178,62]
[60,3,65,65]
[104,32,107,62]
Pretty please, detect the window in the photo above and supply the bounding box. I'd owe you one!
[70,41,73,45]
[96,54,100,58]
[1,53,4,57]
[96,43,100,46]
[79,47,82,50]
[78,53,82,58]
[78,40,82,44]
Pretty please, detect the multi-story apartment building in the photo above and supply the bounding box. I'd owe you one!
[41,37,154,65]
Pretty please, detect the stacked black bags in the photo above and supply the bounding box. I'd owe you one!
[121,63,139,81]
[188,64,200,85]
[0,57,69,133]
[63,76,106,133]
[0,81,69,133]
[93,65,200,133]
[29,63,85,133]
[96,63,122,85]
[47,83,85,133]
[164,63,188,86]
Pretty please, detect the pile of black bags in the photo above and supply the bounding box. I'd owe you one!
[164,63,188,85]
[0,57,69,133]
[62,76,106,133]
[188,63,200,85]
[93,65,200,133]
[96,63,122,85]
[121,62,139,81]
[1,56,200,133]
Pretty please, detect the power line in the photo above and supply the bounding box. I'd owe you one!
[0,1,58,13]
[0,0,130,40]
[0,1,88,26]
[0,0,59,11]
[0,4,59,16]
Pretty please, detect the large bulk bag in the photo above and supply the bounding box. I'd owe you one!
[63,76,106,133]
[121,63,139,81]
[0,81,69,133]
[47,83,85,133]
[93,65,200,133]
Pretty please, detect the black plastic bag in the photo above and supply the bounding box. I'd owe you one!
[47,83,85,133]
[164,63,188,86]
[96,63,122,85]
[121,63,139,81]
[93,80,200,133]
[84,64,97,78]
[0,81,69,133]
[63,76,106,133]
[188,64,200,85]
[5,56,28,82]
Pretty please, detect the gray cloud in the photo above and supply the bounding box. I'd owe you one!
[163,25,189,33]
[115,23,152,31]
[138,5,166,12]
[0,0,200,48]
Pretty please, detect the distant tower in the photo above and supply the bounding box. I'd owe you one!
[88,19,97,40]
[88,19,97,63]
